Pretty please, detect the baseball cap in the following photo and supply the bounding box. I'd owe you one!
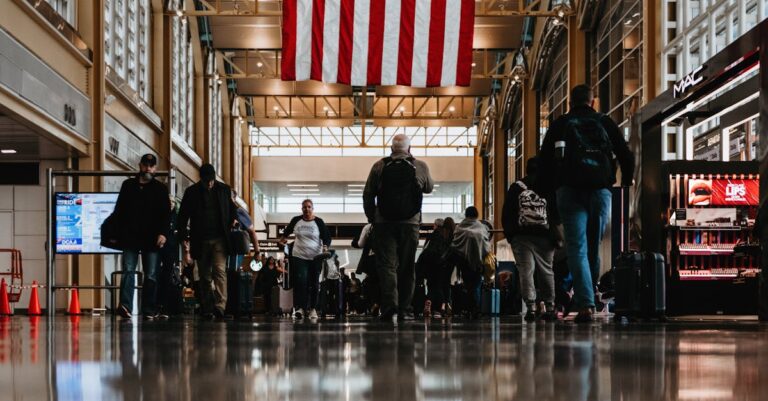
[199,163,216,181]
[140,153,157,166]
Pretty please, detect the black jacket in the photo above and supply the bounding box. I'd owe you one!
[283,215,332,247]
[112,177,171,251]
[539,105,635,193]
[501,176,553,240]
[176,181,236,259]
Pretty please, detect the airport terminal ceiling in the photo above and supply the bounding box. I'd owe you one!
[201,0,532,143]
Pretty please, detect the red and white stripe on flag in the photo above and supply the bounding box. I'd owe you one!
[282,0,475,87]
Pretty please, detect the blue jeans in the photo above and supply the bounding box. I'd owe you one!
[291,257,322,311]
[120,249,160,315]
[556,187,612,309]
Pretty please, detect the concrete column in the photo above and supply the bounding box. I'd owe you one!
[75,0,106,309]
[473,148,483,219]
[567,15,587,92]
[493,102,507,233]
[159,3,172,170]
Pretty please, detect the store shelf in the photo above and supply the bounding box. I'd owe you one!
[678,244,736,256]
[678,268,760,281]
[669,225,749,231]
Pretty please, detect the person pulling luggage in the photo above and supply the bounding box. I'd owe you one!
[538,84,635,322]
[278,199,332,320]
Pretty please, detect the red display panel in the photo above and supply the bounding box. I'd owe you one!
[688,179,759,206]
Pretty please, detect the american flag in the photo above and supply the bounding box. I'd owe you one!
[281,0,475,87]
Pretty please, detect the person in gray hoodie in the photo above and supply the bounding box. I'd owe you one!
[363,134,434,321]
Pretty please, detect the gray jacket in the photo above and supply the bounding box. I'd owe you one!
[363,151,434,224]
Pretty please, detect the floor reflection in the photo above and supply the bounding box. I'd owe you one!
[1,316,768,400]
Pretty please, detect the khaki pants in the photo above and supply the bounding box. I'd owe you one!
[198,238,228,313]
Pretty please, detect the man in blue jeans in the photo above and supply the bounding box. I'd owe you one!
[538,85,634,322]
[112,154,171,319]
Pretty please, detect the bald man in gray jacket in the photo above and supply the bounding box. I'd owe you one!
[363,134,434,321]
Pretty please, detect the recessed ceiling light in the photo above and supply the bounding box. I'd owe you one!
[291,193,319,197]
[434,184,440,187]
[347,184,365,187]
[1,149,17,154]
[289,188,318,192]
[287,184,318,187]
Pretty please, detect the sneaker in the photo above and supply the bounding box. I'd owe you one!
[524,311,536,322]
[157,313,170,320]
[308,309,319,319]
[293,308,304,320]
[398,311,415,321]
[574,309,594,323]
[213,309,226,321]
[117,304,132,319]
[432,311,442,319]
[540,311,558,322]
[378,308,396,322]
[143,313,158,320]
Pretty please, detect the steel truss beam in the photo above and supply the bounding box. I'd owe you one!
[208,49,514,81]
[249,126,476,148]
[174,0,572,18]
[244,94,477,124]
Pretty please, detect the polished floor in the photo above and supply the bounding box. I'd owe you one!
[1,315,768,401]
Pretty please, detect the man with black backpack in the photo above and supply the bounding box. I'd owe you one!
[363,134,434,321]
[538,85,634,323]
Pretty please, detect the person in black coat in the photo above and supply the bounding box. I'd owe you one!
[112,153,171,319]
[176,163,237,319]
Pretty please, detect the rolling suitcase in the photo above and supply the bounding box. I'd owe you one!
[237,270,254,316]
[481,287,500,316]
[614,252,666,319]
[270,260,293,316]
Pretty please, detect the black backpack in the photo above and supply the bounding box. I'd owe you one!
[377,157,423,220]
[562,115,614,189]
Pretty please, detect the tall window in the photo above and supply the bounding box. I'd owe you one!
[539,36,568,147]
[169,0,195,147]
[589,0,643,135]
[46,0,76,26]
[104,0,151,101]
[207,52,223,174]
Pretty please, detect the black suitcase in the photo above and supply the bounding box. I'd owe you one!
[614,252,666,318]
[237,271,254,315]
[318,279,344,318]
[226,269,255,317]
[158,262,185,315]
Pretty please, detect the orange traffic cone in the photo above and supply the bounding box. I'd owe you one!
[67,289,81,315]
[27,281,42,316]
[0,279,11,316]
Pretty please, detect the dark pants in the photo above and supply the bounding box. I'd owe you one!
[198,239,228,314]
[426,264,452,311]
[291,256,321,311]
[372,223,420,313]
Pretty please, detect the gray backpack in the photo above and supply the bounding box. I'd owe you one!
[516,181,548,229]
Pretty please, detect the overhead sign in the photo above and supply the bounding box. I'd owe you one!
[673,65,706,98]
